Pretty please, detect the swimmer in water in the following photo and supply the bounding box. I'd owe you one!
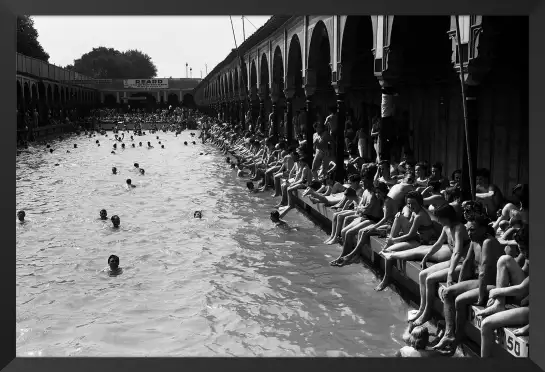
[96,140,99,144]
[106,255,123,276]
[156,136,159,139]
[230,163,236,169]
[161,145,164,149]
[192,141,196,145]
[111,151,115,154]
[17,210,26,223]
[113,144,117,149]
[67,150,71,153]
[139,142,142,147]
[99,209,108,220]
[126,179,136,188]
[158,141,162,144]
[134,163,139,169]
[147,142,154,148]
[226,157,231,164]
[46,144,51,148]
[111,215,120,228]
[139,168,145,175]
[49,149,53,153]
[132,143,135,148]
[74,144,77,148]
[270,211,289,228]
[184,141,188,145]
[130,136,134,141]
[194,211,202,219]
[247,181,259,193]
[112,167,117,174]
[121,143,125,149]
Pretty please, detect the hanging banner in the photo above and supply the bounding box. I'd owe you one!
[123,79,169,89]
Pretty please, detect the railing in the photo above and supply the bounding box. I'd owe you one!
[16,53,93,88]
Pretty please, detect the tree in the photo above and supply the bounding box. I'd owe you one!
[17,16,50,62]
[70,47,157,79]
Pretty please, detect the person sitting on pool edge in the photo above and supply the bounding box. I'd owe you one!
[106,255,123,276]
[476,224,529,357]
[99,209,108,220]
[433,214,505,355]
[111,215,120,228]
[17,210,26,223]
[395,325,444,357]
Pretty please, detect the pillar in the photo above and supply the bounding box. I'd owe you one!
[116,92,120,104]
[163,91,168,104]
[271,101,278,138]
[286,96,294,144]
[156,91,161,102]
[462,85,479,199]
[304,85,316,163]
[100,92,105,104]
[379,85,397,162]
[259,97,265,132]
[335,91,346,183]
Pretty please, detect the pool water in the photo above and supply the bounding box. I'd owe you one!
[16,130,409,357]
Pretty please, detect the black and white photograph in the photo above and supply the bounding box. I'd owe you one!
[16,15,530,359]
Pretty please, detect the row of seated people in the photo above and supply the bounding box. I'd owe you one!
[206,120,529,357]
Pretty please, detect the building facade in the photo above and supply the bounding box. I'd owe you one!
[192,15,529,197]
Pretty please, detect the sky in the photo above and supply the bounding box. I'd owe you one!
[32,16,271,79]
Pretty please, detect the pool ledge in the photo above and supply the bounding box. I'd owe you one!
[291,190,529,358]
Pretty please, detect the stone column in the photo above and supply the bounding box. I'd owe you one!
[334,87,346,182]
[116,92,120,104]
[258,97,265,132]
[285,89,295,144]
[100,92,105,104]
[304,85,316,163]
[462,85,479,198]
[163,91,168,103]
[156,91,161,102]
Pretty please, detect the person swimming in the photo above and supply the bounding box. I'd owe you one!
[96,140,99,144]
[113,144,117,149]
[270,211,289,228]
[74,144,77,148]
[106,255,122,276]
[139,168,145,175]
[158,141,162,144]
[126,179,136,188]
[121,144,125,149]
[194,211,202,219]
[111,215,120,228]
[161,145,165,149]
[111,151,115,154]
[147,142,154,148]
[134,163,139,169]
[192,141,196,145]
[156,136,159,139]
[184,141,188,145]
[112,167,117,174]
[46,144,51,148]
[17,210,25,223]
[99,209,108,220]
[139,142,142,147]
[49,149,53,153]
[66,150,71,153]
[132,143,135,148]
[226,157,231,164]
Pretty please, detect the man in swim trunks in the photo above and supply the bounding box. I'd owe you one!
[312,122,333,180]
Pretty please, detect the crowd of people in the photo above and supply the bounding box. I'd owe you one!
[204,112,529,358]
[17,106,529,357]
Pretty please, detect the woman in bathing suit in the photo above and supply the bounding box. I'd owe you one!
[375,190,441,291]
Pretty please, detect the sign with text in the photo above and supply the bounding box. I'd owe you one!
[123,79,169,89]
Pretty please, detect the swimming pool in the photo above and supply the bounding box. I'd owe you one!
[16,130,409,357]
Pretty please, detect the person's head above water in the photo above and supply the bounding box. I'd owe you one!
[194,211,202,218]
[110,215,120,228]
[246,181,254,190]
[139,142,142,146]
[99,209,108,220]
[17,210,25,222]
[226,157,231,163]
[96,140,99,144]
[161,145,164,149]
[134,163,139,168]
[132,143,135,148]
[74,144,77,148]
[49,149,53,153]
[147,142,152,146]
[113,143,117,148]
[121,143,125,148]
[139,168,145,175]
[184,141,188,145]
[126,179,133,185]
[46,144,50,148]
[270,210,280,222]
[108,255,120,270]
